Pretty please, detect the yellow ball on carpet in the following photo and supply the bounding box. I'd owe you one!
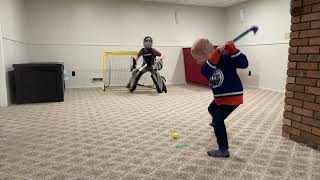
[173,132,179,139]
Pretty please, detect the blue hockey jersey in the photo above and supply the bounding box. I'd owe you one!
[201,50,249,105]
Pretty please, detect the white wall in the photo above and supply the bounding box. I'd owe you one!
[0,25,7,107]
[226,0,291,92]
[0,0,29,107]
[0,0,291,104]
[0,0,27,41]
[26,0,226,88]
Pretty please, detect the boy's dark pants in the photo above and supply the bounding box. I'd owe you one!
[208,101,238,150]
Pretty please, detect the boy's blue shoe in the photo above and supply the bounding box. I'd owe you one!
[207,149,230,158]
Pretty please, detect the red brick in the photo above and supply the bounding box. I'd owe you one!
[290,38,309,46]
[284,118,292,126]
[283,124,291,133]
[311,20,320,29]
[286,98,304,107]
[312,127,320,136]
[306,87,320,95]
[286,0,320,149]
[292,7,304,16]
[295,92,316,102]
[289,54,308,62]
[300,29,320,38]
[313,3,320,12]
[291,134,304,143]
[293,4,313,15]
[304,101,320,111]
[289,47,298,54]
[293,106,314,117]
[292,0,302,7]
[308,54,320,62]
[288,62,297,69]
[301,131,320,144]
[304,5,313,14]
[291,31,300,39]
[292,133,319,148]
[287,69,306,77]
[286,84,305,92]
[286,91,295,98]
[305,71,320,78]
[292,16,301,23]
[310,37,320,45]
[284,111,302,122]
[285,104,293,111]
[283,125,301,136]
[298,46,319,53]
[297,62,318,70]
[282,131,291,138]
[291,22,311,31]
[287,77,296,84]
[301,12,320,22]
[296,77,317,86]
[304,0,320,6]
[315,111,320,119]
[292,121,312,132]
[302,116,320,128]
[291,127,303,136]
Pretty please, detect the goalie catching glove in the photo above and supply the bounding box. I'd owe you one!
[153,59,163,71]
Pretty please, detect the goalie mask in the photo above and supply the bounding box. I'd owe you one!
[143,36,153,49]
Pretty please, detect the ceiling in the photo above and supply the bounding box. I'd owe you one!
[141,0,248,7]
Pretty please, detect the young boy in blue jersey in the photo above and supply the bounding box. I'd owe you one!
[191,38,248,158]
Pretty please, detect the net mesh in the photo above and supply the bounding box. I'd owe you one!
[103,51,153,90]
[107,55,132,87]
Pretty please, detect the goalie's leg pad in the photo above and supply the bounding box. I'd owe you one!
[151,71,167,93]
[127,69,138,88]
[129,68,147,92]
[162,77,167,93]
[127,70,138,88]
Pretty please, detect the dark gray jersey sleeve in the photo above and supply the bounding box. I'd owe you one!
[153,49,162,57]
[137,48,144,59]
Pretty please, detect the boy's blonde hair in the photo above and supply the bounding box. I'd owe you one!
[191,38,213,60]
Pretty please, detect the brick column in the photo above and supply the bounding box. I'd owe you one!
[283,0,320,150]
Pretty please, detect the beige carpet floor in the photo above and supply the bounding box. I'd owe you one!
[0,85,320,180]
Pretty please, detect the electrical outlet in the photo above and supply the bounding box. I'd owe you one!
[72,71,75,76]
